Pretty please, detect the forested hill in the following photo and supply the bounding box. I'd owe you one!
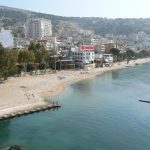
[1,5,150,36]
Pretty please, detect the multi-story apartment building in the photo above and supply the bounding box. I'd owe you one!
[26,18,52,40]
[71,45,95,64]
[105,42,116,53]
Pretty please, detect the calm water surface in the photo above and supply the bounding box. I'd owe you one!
[0,63,150,150]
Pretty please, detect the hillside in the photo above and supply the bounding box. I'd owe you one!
[1,5,150,36]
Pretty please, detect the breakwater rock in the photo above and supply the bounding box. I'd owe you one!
[0,145,28,150]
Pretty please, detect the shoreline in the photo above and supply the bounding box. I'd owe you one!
[0,58,150,117]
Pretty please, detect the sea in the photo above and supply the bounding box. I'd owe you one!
[0,63,150,150]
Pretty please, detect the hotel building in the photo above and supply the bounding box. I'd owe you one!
[26,18,52,40]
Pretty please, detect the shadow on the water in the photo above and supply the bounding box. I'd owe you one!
[0,120,11,144]
[72,80,93,95]
[112,71,119,79]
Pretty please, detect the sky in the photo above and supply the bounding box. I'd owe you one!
[0,0,150,18]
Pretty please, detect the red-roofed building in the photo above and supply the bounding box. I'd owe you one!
[80,45,95,51]
[71,45,95,64]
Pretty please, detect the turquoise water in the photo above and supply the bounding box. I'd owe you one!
[0,63,150,150]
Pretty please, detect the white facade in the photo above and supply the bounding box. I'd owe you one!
[95,54,113,63]
[27,18,52,40]
[0,28,14,48]
[71,46,95,64]
[100,44,106,53]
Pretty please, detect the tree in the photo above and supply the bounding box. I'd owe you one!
[28,42,48,70]
[110,48,120,62]
[18,49,35,73]
[126,49,136,63]
[0,44,18,80]
[139,50,150,58]
[0,43,8,80]
[47,55,55,69]
[126,49,135,59]
[28,41,37,53]
[118,52,127,62]
[6,49,18,77]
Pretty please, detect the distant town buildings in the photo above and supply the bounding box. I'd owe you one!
[26,18,52,40]
[2,16,150,65]
[105,42,116,53]
[14,37,30,49]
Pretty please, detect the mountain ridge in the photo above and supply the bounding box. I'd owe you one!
[1,5,150,36]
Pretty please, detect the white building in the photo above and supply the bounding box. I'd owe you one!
[71,45,95,64]
[95,54,113,65]
[100,44,106,53]
[26,18,52,40]
[66,37,73,44]
[0,28,14,48]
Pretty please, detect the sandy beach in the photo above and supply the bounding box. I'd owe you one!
[0,58,150,117]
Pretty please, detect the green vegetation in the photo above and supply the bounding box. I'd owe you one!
[18,49,35,73]
[110,48,136,63]
[0,40,150,81]
[0,42,55,81]
[110,47,150,63]
[138,50,150,58]
[0,44,18,80]
[110,48,120,62]
[28,42,48,69]
[1,6,150,35]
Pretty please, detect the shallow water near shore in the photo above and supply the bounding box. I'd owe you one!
[0,63,150,150]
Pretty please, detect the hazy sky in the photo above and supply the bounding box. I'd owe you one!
[0,0,150,18]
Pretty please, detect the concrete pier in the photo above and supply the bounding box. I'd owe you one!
[0,104,61,121]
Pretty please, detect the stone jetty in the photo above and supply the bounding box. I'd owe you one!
[0,103,61,121]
